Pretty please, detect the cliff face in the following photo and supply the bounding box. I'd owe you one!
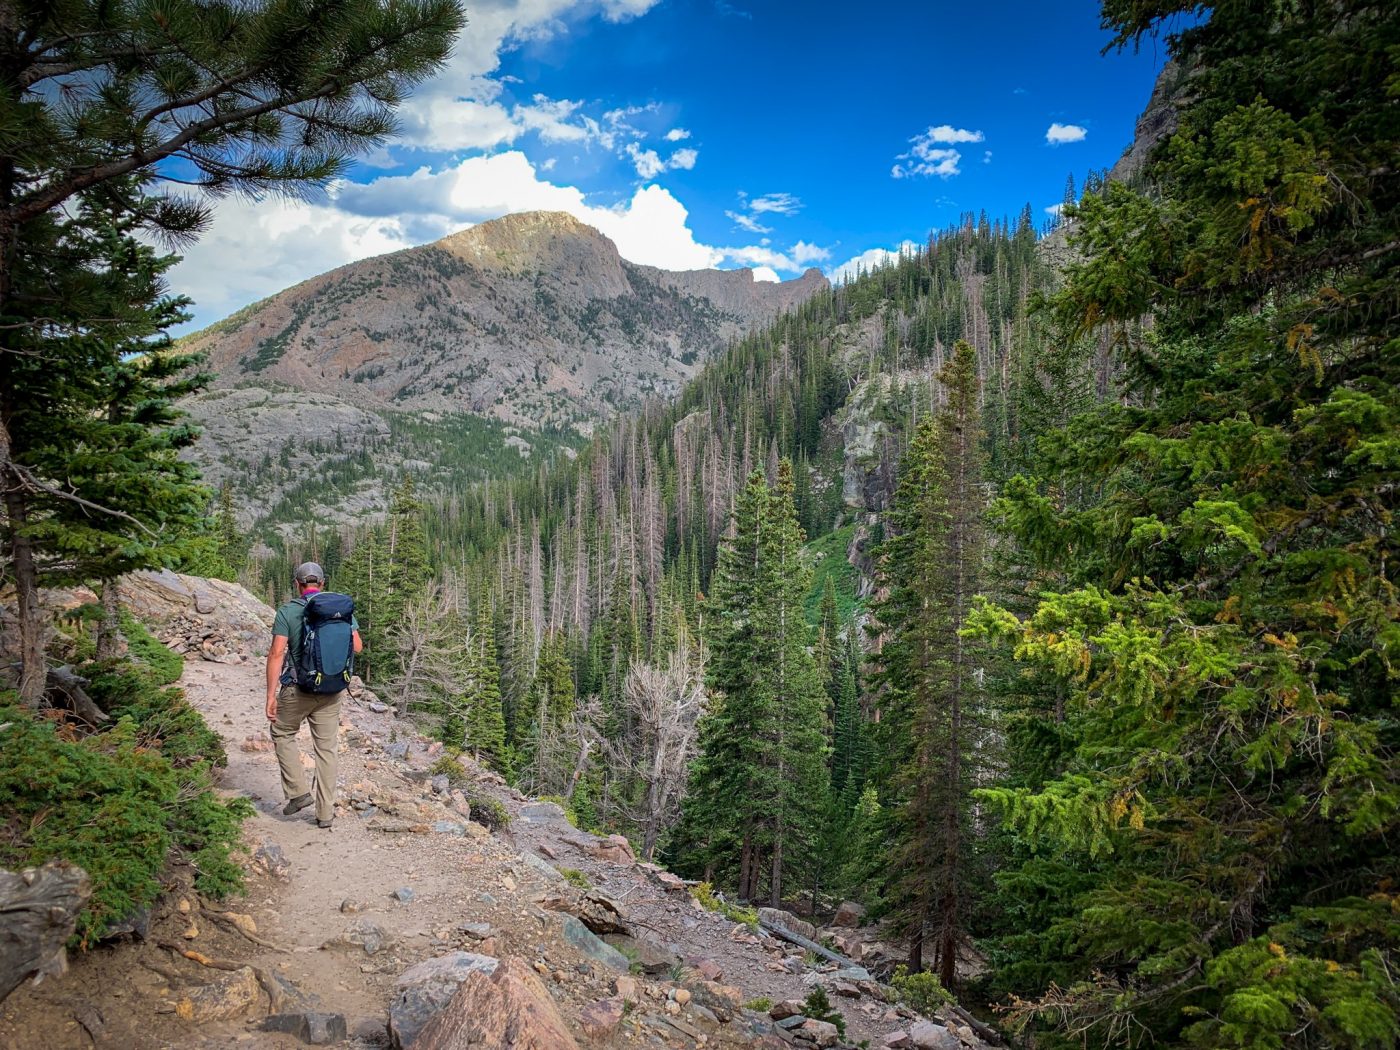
[184,211,827,430]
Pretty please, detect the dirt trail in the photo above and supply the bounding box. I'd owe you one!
[1,654,957,1050]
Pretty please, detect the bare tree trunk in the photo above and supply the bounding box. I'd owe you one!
[563,732,591,803]
[1,455,45,704]
[769,825,783,908]
[739,833,753,901]
[94,578,123,661]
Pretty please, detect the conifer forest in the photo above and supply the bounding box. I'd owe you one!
[0,1,1396,1047]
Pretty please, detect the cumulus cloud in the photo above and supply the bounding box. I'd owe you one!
[626,144,666,178]
[920,124,984,144]
[1046,122,1088,145]
[170,152,832,329]
[624,142,699,178]
[827,241,919,284]
[751,266,781,282]
[983,150,993,164]
[665,128,691,141]
[892,125,983,179]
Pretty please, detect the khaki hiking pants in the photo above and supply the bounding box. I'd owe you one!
[271,684,345,823]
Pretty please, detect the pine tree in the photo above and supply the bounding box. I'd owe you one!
[975,2,1400,1043]
[680,466,828,904]
[0,0,464,701]
[0,190,212,690]
[464,603,507,773]
[868,341,986,989]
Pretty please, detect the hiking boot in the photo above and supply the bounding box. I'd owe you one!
[317,818,333,829]
[283,793,313,815]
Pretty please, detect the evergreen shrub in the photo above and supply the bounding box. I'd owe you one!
[0,668,250,945]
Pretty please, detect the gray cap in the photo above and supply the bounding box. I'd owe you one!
[294,561,325,583]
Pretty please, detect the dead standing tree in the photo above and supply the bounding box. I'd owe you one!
[602,638,706,860]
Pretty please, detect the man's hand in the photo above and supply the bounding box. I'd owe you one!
[266,634,288,723]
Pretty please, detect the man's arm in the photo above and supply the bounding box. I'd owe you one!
[266,634,288,722]
[352,629,363,654]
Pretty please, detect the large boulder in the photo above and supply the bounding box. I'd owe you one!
[174,966,263,1022]
[389,952,499,1048]
[833,900,866,928]
[556,915,631,972]
[412,957,579,1050]
[757,907,818,942]
[909,1020,962,1049]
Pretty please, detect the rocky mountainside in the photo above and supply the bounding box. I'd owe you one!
[180,211,824,533]
[183,211,825,428]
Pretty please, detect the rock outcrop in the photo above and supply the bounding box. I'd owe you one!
[118,570,274,661]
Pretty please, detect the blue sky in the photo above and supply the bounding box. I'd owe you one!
[170,0,1172,328]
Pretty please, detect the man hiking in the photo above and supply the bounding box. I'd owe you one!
[265,562,362,829]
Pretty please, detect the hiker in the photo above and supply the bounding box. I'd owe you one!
[265,562,362,829]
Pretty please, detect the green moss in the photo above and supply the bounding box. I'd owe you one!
[559,867,591,890]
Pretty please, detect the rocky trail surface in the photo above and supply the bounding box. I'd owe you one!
[1,583,998,1050]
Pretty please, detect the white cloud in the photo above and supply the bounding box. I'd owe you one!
[665,128,691,141]
[893,125,983,179]
[725,209,771,235]
[982,150,993,164]
[724,245,796,270]
[892,148,961,179]
[626,143,666,179]
[513,94,590,143]
[827,241,919,284]
[751,266,781,283]
[748,192,802,215]
[1046,122,1088,145]
[1044,202,1065,217]
[790,241,831,266]
[392,0,664,152]
[920,124,984,144]
[624,142,699,179]
[725,191,800,234]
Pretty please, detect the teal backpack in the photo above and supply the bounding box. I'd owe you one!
[291,592,356,694]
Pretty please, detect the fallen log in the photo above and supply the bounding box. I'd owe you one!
[45,665,109,725]
[946,1004,1006,1047]
[757,918,863,971]
[0,861,92,1002]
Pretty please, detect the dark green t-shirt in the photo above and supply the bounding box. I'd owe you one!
[273,591,358,672]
